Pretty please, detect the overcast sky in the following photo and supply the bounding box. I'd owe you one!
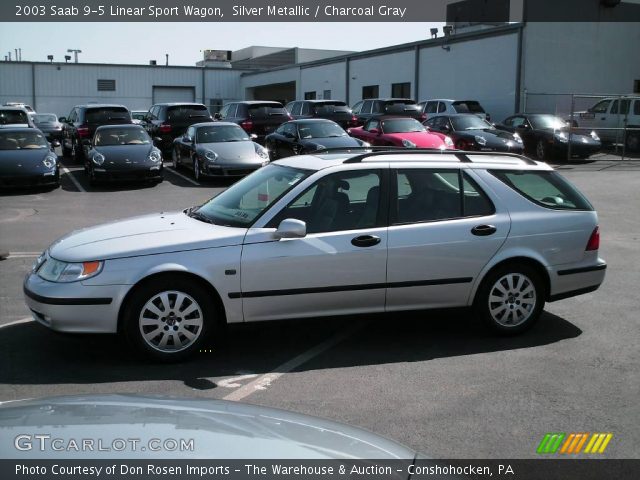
[0,22,443,65]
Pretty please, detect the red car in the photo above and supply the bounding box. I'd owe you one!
[348,116,455,149]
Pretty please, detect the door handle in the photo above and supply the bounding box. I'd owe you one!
[471,225,497,236]
[351,235,381,247]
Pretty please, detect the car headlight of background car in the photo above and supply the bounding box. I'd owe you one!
[254,143,269,160]
[37,257,103,283]
[474,135,488,146]
[444,136,454,147]
[555,131,569,143]
[42,153,57,169]
[513,133,523,144]
[148,149,162,163]
[402,139,417,148]
[204,150,218,162]
[590,131,600,142]
[92,152,105,165]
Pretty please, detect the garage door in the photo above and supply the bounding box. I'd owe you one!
[152,86,196,104]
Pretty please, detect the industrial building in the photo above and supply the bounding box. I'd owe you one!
[1,0,639,123]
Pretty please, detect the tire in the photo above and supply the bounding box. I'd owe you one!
[474,264,545,335]
[123,276,218,362]
[625,131,639,153]
[172,148,180,169]
[193,156,201,181]
[62,140,71,158]
[535,139,548,161]
[70,140,84,163]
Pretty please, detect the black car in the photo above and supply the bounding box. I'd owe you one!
[216,101,291,144]
[171,122,270,180]
[285,100,358,129]
[31,113,64,142]
[84,125,163,186]
[350,98,422,126]
[60,104,132,162]
[0,128,59,189]
[265,119,366,159]
[143,103,213,154]
[424,114,524,153]
[496,114,602,161]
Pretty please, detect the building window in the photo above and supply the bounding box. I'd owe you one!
[362,85,379,99]
[634,80,640,94]
[97,79,116,91]
[304,91,316,100]
[209,98,223,114]
[323,90,331,100]
[391,82,411,98]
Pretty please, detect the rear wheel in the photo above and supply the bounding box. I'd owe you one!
[474,264,545,335]
[123,277,217,362]
[625,131,639,152]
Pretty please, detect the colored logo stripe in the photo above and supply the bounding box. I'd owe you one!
[536,433,565,454]
[538,433,613,454]
[560,433,589,454]
[584,433,613,454]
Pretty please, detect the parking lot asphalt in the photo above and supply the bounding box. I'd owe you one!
[0,155,638,459]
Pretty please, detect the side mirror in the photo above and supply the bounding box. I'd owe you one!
[250,133,258,140]
[81,139,91,147]
[274,219,306,239]
[154,137,162,144]
[51,140,61,148]
[183,135,192,143]
[58,117,66,123]
[213,113,222,120]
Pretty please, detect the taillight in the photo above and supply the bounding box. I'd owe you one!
[349,115,358,126]
[240,120,253,132]
[419,113,427,122]
[77,126,90,138]
[159,124,172,134]
[287,114,293,120]
[586,226,600,251]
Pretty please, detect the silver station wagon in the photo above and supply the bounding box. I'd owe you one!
[24,150,606,361]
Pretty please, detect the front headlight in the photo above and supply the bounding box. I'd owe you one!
[42,154,57,169]
[590,131,600,141]
[360,141,371,147]
[92,152,105,165]
[254,143,269,159]
[555,131,569,143]
[513,132,523,143]
[314,144,326,151]
[204,150,218,162]
[402,139,416,148]
[31,252,47,272]
[474,135,487,146]
[148,149,162,163]
[38,257,103,283]
[444,136,454,147]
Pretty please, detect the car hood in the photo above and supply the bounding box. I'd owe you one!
[48,211,246,262]
[93,144,154,163]
[0,148,52,174]
[385,131,446,147]
[197,141,258,163]
[300,136,362,149]
[0,395,416,460]
[456,129,520,145]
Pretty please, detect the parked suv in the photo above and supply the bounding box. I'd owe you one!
[24,149,605,361]
[286,100,357,129]
[350,98,423,126]
[61,104,132,161]
[571,96,640,151]
[418,99,490,122]
[216,101,291,144]
[144,103,213,154]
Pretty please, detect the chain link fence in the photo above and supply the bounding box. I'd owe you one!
[523,91,640,161]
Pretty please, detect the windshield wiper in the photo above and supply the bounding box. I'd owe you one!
[186,206,216,225]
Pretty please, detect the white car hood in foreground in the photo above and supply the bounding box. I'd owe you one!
[48,211,246,263]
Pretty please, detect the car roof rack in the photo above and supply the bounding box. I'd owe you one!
[313,147,537,166]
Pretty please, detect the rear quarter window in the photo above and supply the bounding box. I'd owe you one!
[490,170,593,211]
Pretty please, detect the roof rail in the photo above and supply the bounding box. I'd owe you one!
[313,146,537,165]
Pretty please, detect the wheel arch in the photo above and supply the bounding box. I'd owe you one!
[117,270,226,333]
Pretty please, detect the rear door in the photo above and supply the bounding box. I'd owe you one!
[385,167,509,310]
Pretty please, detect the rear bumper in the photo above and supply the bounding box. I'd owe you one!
[548,260,606,302]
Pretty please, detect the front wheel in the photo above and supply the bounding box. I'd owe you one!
[474,264,545,335]
[123,277,216,362]
[625,131,639,152]
[535,139,548,161]
[193,156,201,181]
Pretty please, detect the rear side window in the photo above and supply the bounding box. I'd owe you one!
[166,105,210,121]
[247,104,287,117]
[490,170,593,211]
[452,101,485,114]
[85,107,130,124]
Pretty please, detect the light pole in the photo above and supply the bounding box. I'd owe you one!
[67,49,82,63]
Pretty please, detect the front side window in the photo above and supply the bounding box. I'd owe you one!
[195,164,311,228]
[425,102,438,114]
[490,170,593,210]
[590,100,611,114]
[269,170,382,234]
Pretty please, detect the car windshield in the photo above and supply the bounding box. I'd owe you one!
[381,118,425,133]
[193,164,310,228]
[297,122,347,138]
[529,115,568,130]
[33,114,57,123]
[451,116,494,130]
[94,128,151,146]
[196,125,249,143]
[0,110,29,125]
[0,131,48,150]
[452,101,485,113]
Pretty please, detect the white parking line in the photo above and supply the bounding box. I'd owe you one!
[223,322,362,402]
[0,317,34,329]
[60,166,86,192]
[4,252,40,259]
[164,166,200,186]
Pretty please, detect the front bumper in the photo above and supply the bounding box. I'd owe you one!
[201,162,263,177]
[23,273,127,333]
[0,171,59,188]
[93,166,163,182]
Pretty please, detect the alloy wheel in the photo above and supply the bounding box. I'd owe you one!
[536,140,546,160]
[193,157,200,181]
[487,273,537,327]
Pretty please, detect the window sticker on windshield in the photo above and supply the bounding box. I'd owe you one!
[288,174,305,186]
